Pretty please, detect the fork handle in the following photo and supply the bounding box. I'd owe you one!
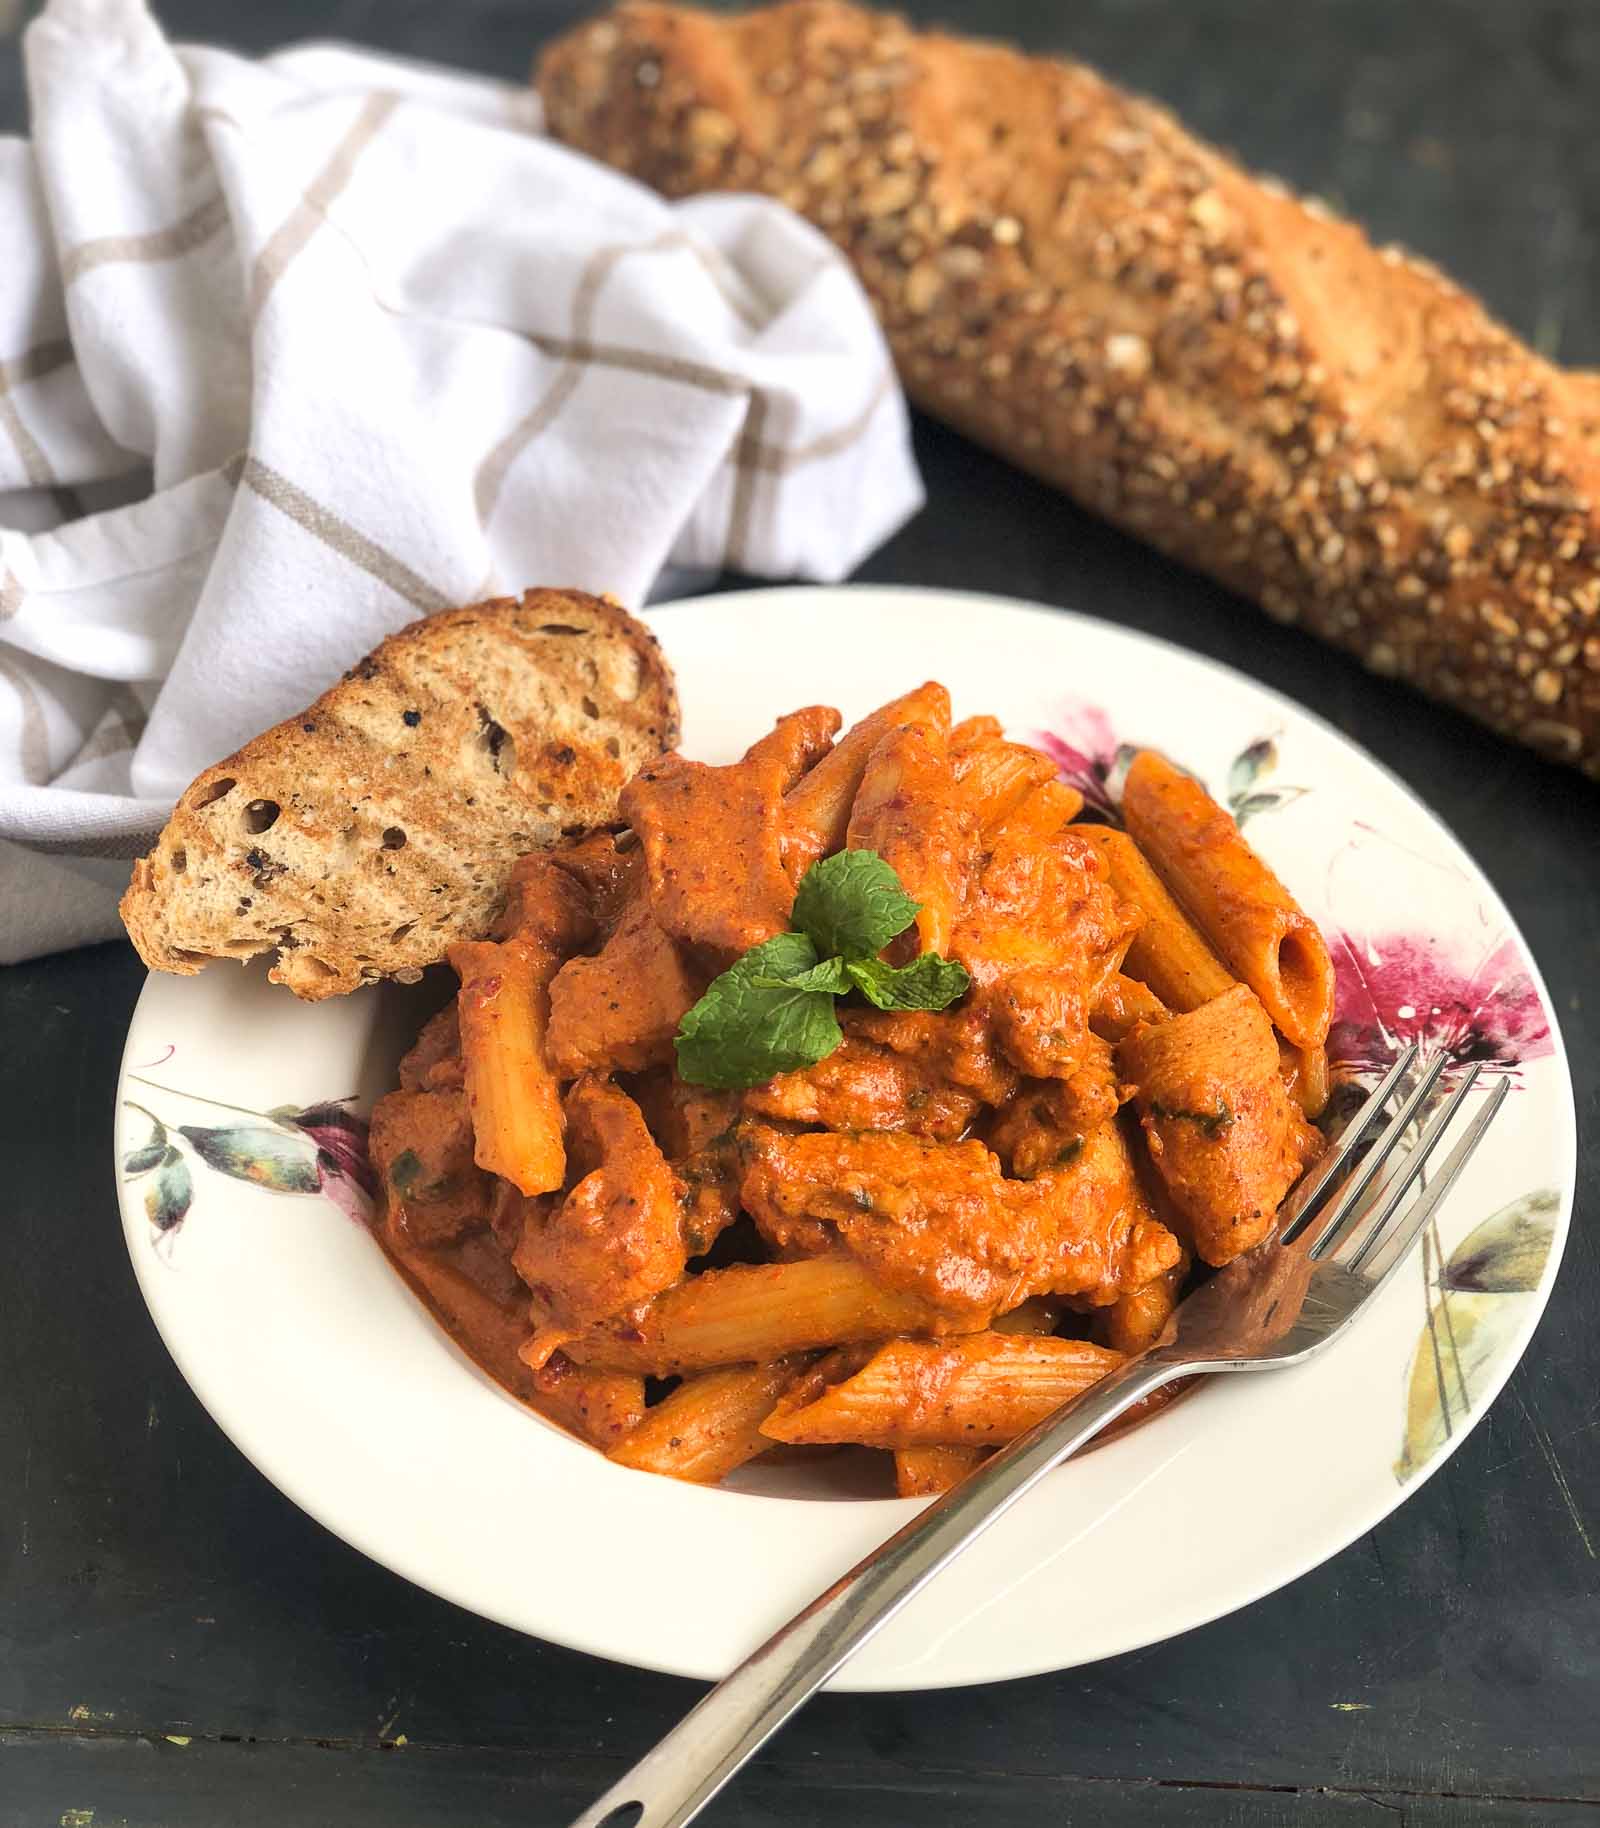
[567,1352,1183,1828]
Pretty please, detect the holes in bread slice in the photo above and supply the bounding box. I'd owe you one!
[169,847,187,874]
[244,799,280,834]
[475,703,516,778]
[193,776,236,808]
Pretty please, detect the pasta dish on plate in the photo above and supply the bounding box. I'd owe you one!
[368,682,1335,1494]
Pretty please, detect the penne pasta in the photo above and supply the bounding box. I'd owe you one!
[450,935,568,1197]
[528,1352,648,1451]
[847,715,965,957]
[607,1356,814,1483]
[894,1444,986,1497]
[1077,823,1235,1014]
[950,721,1062,833]
[1278,1037,1332,1120]
[1090,971,1171,1042]
[782,682,950,878]
[950,714,1003,744]
[761,1332,1124,1449]
[1121,751,1336,1048]
[562,1256,951,1375]
[1094,1257,1187,1355]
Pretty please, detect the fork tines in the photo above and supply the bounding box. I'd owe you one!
[1278,1042,1418,1244]
[1281,1043,1513,1281]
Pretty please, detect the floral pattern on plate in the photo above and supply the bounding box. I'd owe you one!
[121,1064,374,1252]
[1034,700,1307,829]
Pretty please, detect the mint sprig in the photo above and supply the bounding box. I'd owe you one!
[674,933,843,1092]
[844,951,971,1012]
[674,850,970,1089]
[791,849,922,960]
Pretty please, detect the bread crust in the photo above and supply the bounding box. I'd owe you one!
[120,588,678,998]
[540,2,1600,776]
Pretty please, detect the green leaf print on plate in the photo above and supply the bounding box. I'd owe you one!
[144,1148,194,1232]
[119,1068,373,1249]
[177,1122,322,1193]
[1395,1187,1559,1482]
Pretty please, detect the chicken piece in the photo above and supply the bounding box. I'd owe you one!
[546,895,703,1078]
[954,781,1139,1079]
[739,1123,1179,1324]
[369,1087,489,1248]
[631,1075,741,1159]
[949,720,1060,834]
[490,848,599,950]
[1004,1123,1181,1307]
[547,828,644,933]
[782,682,950,880]
[988,1036,1128,1179]
[744,1033,980,1141]
[512,1075,691,1335]
[632,1074,745,1259]
[845,713,967,958]
[622,705,839,955]
[1117,983,1324,1266]
[397,1002,464,1092]
[850,1005,1018,1107]
[487,1178,540,1254]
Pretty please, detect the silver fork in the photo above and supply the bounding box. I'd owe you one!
[570,1044,1508,1828]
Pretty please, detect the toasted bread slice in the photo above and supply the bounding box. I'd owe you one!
[120,588,677,999]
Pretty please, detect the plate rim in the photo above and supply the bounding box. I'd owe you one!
[113,580,1579,1689]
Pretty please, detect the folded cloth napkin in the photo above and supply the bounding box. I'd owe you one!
[0,0,923,965]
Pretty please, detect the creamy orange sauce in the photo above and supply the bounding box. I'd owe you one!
[369,692,1332,1486]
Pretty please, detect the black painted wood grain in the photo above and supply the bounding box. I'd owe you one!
[9,1732,1600,1828]
[3,3,1598,1825]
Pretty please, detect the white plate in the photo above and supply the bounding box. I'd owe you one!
[114,585,1576,1689]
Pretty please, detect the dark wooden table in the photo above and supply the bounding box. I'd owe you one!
[4,3,1597,1823]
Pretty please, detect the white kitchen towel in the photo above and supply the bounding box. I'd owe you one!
[0,0,923,964]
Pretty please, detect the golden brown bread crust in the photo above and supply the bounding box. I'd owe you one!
[120,588,678,998]
[539,2,1600,776]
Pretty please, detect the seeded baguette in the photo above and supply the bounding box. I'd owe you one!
[540,2,1600,776]
[120,588,677,999]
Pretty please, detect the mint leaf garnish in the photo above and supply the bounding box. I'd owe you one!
[751,953,853,994]
[675,932,843,1090]
[673,852,969,1089]
[791,849,920,961]
[846,952,970,1012]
